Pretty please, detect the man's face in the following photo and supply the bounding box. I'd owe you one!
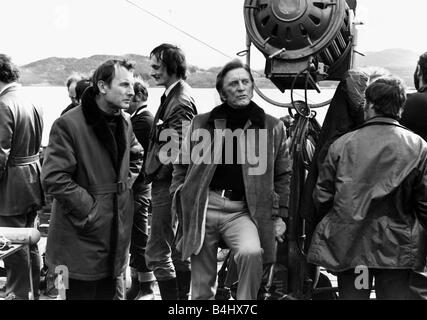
[127,92,141,115]
[150,55,173,88]
[68,82,78,107]
[103,66,134,112]
[220,68,254,109]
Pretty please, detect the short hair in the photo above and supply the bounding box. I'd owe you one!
[150,43,187,80]
[215,59,254,96]
[75,79,92,102]
[66,73,83,89]
[133,79,149,102]
[0,54,20,83]
[91,59,135,95]
[418,52,427,84]
[365,76,407,118]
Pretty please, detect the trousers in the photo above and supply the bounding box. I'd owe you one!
[129,181,154,280]
[145,180,190,281]
[0,211,40,300]
[191,190,263,300]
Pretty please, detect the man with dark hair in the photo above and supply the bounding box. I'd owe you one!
[42,59,143,300]
[0,54,44,300]
[400,52,427,141]
[61,79,92,115]
[170,59,291,300]
[125,79,155,300]
[62,73,83,115]
[144,43,197,300]
[308,76,427,299]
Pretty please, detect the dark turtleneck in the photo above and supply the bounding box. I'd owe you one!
[209,102,256,193]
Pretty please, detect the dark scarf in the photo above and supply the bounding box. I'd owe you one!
[207,100,265,129]
[80,86,127,172]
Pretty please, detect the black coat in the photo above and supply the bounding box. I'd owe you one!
[400,87,427,141]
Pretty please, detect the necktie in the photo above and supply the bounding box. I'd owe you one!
[160,93,166,106]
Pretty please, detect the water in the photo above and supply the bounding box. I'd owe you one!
[22,86,335,146]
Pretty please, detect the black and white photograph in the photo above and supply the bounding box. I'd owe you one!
[1,0,427,313]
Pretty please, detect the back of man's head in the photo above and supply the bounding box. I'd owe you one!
[365,76,406,118]
[150,43,187,80]
[0,54,20,84]
[133,79,149,102]
[75,79,92,103]
[66,73,83,89]
[418,52,427,84]
[92,59,135,95]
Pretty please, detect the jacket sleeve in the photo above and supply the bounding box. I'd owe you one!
[0,102,13,181]
[415,153,427,230]
[41,117,95,219]
[157,101,196,180]
[170,118,193,196]
[313,144,337,217]
[129,129,144,187]
[274,122,292,218]
[166,102,196,160]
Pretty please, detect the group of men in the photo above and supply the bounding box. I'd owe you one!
[2,45,427,300]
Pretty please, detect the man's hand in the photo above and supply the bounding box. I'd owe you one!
[273,216,287,243]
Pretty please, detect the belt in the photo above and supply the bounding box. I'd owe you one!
[211,189,245,201]
[86,182,128,195]
[8,154,40,166]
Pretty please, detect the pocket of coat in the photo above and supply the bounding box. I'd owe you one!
[66,199,98,233]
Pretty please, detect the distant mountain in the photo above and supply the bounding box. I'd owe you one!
[19,49,420,88]
[356,48,420,87]
[19,54,273,88]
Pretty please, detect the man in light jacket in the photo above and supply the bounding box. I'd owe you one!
[308,76,427,299]
[42,59,143,300]
[0,54,44,300]
[171,60,291,300]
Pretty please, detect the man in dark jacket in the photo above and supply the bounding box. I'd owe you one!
[125,80,155,300]
[61,74,83,115]
[308,76,427,299]
[0,54,44,300]
[42,59,143,300]
[144,43,197,300]
[401,52,427,141]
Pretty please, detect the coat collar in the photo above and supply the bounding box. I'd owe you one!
[81,86,128,171]
[207,101,265,129]
[0,83,20,97]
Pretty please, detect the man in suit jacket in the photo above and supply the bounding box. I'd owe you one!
[0,54,44,300]
[144,44,197,300]
[125,79,155,300]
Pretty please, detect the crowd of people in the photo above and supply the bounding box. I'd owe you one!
[1,46,427,300]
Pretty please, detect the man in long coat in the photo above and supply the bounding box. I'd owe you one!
[0,54,44,300]
[42,59,143,300]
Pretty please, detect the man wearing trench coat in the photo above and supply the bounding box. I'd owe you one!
[42,59,143,300]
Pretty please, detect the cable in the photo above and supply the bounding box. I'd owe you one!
[125,0,235,60]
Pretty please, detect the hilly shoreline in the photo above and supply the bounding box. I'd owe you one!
[19,48,419,88]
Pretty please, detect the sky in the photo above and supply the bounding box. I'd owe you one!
[2,0,426,69]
